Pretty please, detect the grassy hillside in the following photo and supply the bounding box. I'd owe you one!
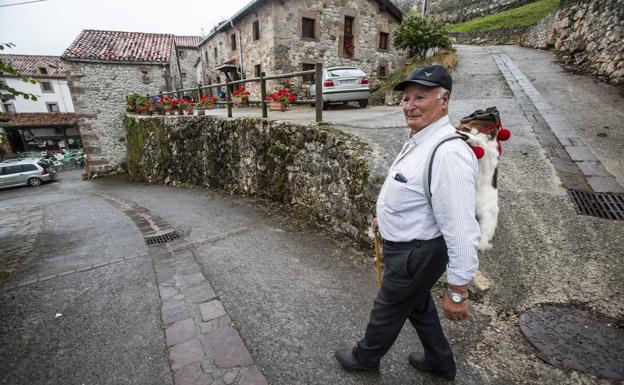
[449,0,560,33]
[369,49,458,105]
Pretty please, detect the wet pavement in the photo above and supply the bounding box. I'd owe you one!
[1,45,624,385]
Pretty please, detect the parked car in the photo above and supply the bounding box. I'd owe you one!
[0,159,57,189]
[310,66,370,110]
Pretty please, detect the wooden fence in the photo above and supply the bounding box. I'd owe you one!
[160,63,323,123]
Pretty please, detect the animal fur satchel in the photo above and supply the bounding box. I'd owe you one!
[423,107,511,251]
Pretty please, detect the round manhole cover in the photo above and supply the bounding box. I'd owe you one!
[519,305,624,380]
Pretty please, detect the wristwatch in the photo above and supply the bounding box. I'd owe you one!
[447,288,469,303]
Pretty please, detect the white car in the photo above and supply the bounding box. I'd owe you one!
[0,159,57,189]
[310,66,370,109]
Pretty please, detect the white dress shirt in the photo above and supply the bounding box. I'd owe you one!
[376,115,480,285]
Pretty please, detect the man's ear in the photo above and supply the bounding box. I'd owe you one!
[441,91,450,110]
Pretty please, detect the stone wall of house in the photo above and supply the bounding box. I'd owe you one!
[427,0,533,24]
[199,0,405,101]
[125,114,380,246]
[272,0,403,88]
[177,47,200,89]
[521,0,624,84]
[169,44,183,91]
[63,61,170,175]
[199,33,229,96]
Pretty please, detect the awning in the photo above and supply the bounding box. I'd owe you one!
[214,63,240,73]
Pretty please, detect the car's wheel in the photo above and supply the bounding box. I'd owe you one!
[322,101,329,110]
[359,99,368,108]
[28,177,42,187]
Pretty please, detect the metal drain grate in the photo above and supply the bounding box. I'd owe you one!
[145,231,181,245]
[520,305,624,380]
[568,190,624,220]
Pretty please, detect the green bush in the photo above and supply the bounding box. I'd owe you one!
[394,12,452,60]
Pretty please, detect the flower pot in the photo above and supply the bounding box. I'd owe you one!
[127,103,136,112]
[204,104,215,110]
[136,104,148,114]
[269,101,289,111]
[235,97,249,107]
[163,104,173,113]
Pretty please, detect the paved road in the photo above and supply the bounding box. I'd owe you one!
[2,45,623,385]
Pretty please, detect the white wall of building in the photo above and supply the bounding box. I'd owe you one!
[1,77,75,113]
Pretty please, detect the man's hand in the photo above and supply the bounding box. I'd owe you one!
[442,285,470,321]
[371,217,378,234]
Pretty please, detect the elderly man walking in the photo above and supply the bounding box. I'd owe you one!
[335,64,480,381]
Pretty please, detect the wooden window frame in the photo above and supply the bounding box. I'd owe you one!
[378,63,388,79]
[378,32,389,51]
[252,20,260,41]
[301,17,316,40]
[230,33,237,51]
[254,64,262,78]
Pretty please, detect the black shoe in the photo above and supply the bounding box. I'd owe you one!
[408,353,455,381]
[334,347,379,371]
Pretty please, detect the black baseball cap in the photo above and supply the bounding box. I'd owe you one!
[393,64,452,92]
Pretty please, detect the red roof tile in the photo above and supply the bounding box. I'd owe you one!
[0,113,79,128]
[62,30,174,64]
[175,36,201,48]
[0,54,65,78]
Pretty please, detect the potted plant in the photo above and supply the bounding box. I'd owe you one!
[266,86,296,111]
[127,92,143,112]
[135,94,149,114]
[201,96,217,111]
[232,87,251,106]
[146,97,157,115]
[179,98,195,115]
[161,96,179,115]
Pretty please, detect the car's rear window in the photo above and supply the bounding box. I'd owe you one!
[327,68,363,77]
[22,164,37,172]
[37,161,49,169]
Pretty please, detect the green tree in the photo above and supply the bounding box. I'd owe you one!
[1,42,39,103]
[393,12,452,60]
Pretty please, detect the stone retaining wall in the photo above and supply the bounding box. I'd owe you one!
[428,0,533,24]
[125,115,380,245]
[450,26,529,45]
[521,0,624,84]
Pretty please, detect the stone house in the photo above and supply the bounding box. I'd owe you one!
[0,54,75,113]
[61,30,182,175]
[175,35,202,89]
[198,0,404,97]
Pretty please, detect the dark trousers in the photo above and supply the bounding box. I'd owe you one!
[356,236,456,374]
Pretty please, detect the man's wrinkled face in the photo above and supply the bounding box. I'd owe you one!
[402,84,449,135]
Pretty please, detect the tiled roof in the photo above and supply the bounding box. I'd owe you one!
[0,113,79,128]
[175,36,202,48]
[62,30,174,64]
[0,54,65,78]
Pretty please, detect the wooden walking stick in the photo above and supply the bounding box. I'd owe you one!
[373,231,383,288]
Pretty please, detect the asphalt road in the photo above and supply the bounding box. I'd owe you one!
[1,45,622,385]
